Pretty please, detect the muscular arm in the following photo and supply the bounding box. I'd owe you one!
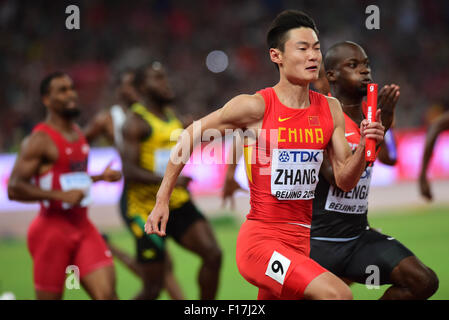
[322,119,396,187]
[147,94,265,235]
[8,132,83,204]
[326,97,384,192]
[419,111,449,200]
[120,114,163,185]
[158,94,263,202]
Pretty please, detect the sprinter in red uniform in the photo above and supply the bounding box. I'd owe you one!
[145,10,385,300]
[8,72,122,300]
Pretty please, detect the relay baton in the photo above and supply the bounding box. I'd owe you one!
[365,83,378,162]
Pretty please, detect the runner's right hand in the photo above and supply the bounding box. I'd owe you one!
[59,189,85,206]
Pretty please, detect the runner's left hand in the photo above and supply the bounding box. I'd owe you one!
[101,162,122,182]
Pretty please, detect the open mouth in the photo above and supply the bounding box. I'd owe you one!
[306,66,318,71]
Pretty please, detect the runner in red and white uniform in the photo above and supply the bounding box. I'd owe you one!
[310,41,439,300]
[145,10,385,300]
[8,72,122,300]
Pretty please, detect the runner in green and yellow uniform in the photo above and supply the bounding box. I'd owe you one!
[120,62,222,300]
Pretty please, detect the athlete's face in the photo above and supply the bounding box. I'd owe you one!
[328,45,372,96]
[43,75,80,119]
[117,72,138,107]
[271,27,322,84]
[143,64,175,104]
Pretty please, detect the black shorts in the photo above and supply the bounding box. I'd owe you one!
[120,194,205,263]
[310,228,414,285]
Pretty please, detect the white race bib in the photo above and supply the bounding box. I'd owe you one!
[59,172,92,209]
[324,166,372,214]
[271,149,323,200]
[154,149,172,176]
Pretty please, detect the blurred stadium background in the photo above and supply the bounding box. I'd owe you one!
[1,0,449,300]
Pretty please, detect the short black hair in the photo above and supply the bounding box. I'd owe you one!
[39,71,67,97]
[324,41,362,71]
[267,10,319,51]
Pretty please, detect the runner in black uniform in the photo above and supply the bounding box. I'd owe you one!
[310,41,439,299]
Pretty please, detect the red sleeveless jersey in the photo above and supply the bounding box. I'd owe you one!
[245,88,334,225]
[343,109,363,152]
[32,123,91,219]
[342,101,374,153]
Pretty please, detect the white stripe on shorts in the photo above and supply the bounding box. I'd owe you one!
[311,235,361,242]
[287,223,311,229]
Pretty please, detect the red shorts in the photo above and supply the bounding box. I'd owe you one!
[27,214,113,293]
[236,219,327,300]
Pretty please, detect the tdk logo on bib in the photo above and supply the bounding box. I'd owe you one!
[279,151,290,162]
[278,150,320,163]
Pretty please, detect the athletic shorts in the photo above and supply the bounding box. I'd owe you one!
[236,219,328,300]
[310,227,414,285]
[27,214,113,293]
[120,196,205,263]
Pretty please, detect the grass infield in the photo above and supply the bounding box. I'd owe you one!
[0,206,448,300]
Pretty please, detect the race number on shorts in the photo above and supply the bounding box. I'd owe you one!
[265,251,291,285]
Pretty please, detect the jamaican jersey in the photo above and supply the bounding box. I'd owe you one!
[125,103,190,221]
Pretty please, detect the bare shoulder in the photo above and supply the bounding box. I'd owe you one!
[19,130,54,158]
[247,93,266,119]
[219,93,265,126]
[324,95,344,129]
[324,95,342,112]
